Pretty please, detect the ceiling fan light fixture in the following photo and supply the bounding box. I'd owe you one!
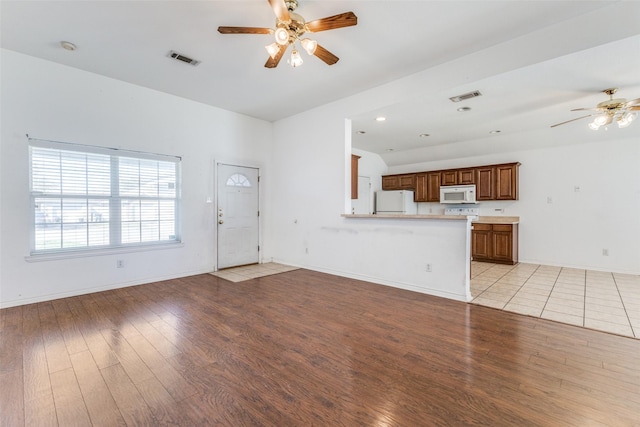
[301,38,317,55]
[265,42,281,59]
[274,26,290,45]
[617,111,636,128]
[289,48,303,67]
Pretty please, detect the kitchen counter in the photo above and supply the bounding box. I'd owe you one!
[473,216,520,224]
[342,214,469,221]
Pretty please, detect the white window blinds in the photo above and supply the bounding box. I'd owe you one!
[29,138,181,254]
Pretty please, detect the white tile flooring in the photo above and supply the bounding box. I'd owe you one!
[210,262,299,282]
[471,261,640,339]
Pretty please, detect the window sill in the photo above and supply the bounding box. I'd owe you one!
[25,242,184,263]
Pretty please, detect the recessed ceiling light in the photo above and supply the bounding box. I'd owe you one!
[376,117,386,122]
[356,130,366,134]
[489,130,501,134]
[60,41,77,51]
[419,133,430,138]
[457,107,471,112]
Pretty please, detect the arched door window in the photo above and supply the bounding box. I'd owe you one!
[226,173,252,187]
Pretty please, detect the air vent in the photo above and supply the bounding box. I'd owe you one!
[168,50,200,66]
[449,90,482,103]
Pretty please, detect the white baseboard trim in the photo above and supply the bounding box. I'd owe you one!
[270,258,468,302]
[0,268,213,309]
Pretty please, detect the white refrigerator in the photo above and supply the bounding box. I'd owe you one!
[375,190,417,214]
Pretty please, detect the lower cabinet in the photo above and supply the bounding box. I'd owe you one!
[472,223,518,265]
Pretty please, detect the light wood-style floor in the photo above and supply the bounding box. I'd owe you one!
[471,261,640,338]
[2,269,639,426]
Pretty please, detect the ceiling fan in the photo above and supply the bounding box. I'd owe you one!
[217,0,357,68]
[551,88,640,130]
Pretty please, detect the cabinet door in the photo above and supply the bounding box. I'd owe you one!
[476,167,495,200]
[441,170,458,186]
[492,225,513,262]
[351,155,360,200]
[472,224,492,260]
[382,175,400,190]
[398,174,416,189]
[414,173,427,202]
[458,168,476,185]
[496,164,518,200]
[426,172,441,202]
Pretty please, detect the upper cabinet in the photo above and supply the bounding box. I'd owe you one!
[415,172,441,202]
[382,162,520,202]
[458,168,476,185]
[440,170,458,186]
[351,154,360,200]
[496,163,519,200]
[382,173,416,191]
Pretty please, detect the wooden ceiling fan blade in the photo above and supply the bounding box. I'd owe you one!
[268,0,290,22]
[306,12,357,32]
[265,44,288,68]
[629,106,640,111]
[570,107,600,112]
[550,114,594,128]
[218,26,272,35]
[625,97,640,106]
[314,44,339,65]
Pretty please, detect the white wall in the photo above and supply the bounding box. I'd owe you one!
[0,49,272,307]
[385,136,640,274]
[264,104,471,301]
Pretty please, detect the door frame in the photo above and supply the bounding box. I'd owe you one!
[214,160,263,271]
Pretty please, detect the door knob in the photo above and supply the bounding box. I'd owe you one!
[218,220,224,224]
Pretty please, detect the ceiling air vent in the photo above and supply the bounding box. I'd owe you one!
[449,90,482,103]
[168,50,200,66]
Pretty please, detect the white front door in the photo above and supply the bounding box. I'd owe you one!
[216,163,259,269]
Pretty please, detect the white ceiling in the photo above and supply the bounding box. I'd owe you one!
[2,1,639,165]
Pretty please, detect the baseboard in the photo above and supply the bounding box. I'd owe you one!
[270,258,468,302]
[0,268,213,309]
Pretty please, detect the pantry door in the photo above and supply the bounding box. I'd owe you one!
[216,163,259,269]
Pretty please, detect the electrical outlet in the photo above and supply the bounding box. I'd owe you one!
[547,197,553,204]
[602,249,609,256]
[117,259,124,268]
[426,264,432,272]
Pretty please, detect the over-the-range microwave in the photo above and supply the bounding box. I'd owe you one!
[440,184,477,204]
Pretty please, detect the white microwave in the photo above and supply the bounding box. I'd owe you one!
[440,184,477,204]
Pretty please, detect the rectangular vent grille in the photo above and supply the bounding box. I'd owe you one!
[449,90,482,102]
[168,50,200,66]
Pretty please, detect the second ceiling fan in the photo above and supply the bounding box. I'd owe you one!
[218,0,357,68]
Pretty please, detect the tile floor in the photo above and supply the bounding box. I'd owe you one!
[471,261,640,339]
[210,262,299,282]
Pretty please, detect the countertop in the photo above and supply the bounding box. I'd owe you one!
[473,216,520,224]
[342,214,519,224]
[342,214,469,221]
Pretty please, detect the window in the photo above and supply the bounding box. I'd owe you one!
[226,173,252,187]
[29,138,181,254]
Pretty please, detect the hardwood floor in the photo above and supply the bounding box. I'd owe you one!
[1,269,639,426]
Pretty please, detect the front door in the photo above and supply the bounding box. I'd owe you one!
[216,163,259,269]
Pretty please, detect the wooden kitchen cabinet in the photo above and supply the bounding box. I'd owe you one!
[472,223,518,265]
[381,161,519,201]
[476,166,496,200]
[351,154,360,200]
[496,163,519,200]
[414,172,441,202]
[440,170,458,186]
[382,173,416,190]
[458,168,476,185]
